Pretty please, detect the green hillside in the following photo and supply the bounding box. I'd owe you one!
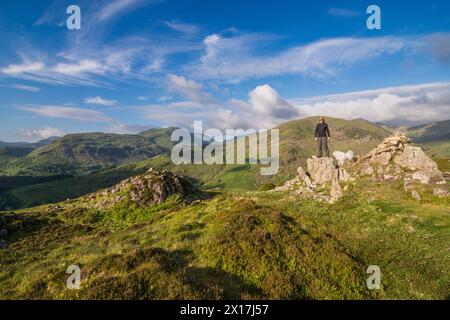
[0,128,176,176]
[380,120,450,158]
[406,120,450,157]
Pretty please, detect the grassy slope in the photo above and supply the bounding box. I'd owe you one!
[0,178,448,299]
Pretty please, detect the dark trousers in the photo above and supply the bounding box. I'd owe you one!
[317,137,330,157]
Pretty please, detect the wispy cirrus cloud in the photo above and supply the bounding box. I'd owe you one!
[19,105,112,122]
[96,0,162,22]
[328,8,362,17]
[0,59,108,87]
[187,33,413,82]
[163,20,199,35]
[1,83,41,92]
[85,96,117,106]
[1,62,45,75]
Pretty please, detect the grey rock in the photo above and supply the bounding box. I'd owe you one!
[412,170,445,185]
[330,178,343,202]
[307,157,336,185]
[411,190,421,201]
[395,145,439,172]
[433,188,449,198]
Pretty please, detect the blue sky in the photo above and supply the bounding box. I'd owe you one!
[0,0,450,142]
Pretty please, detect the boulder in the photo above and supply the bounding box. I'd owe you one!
[297,167,313,187]
[307,157,336,185]
[433,188,449,198]
[411,190,421,201]
[395,146,439,172]
[370,151,392,166]
[330,178,343,202]
[412,170,445,185]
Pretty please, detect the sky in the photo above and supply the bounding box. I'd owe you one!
[0,0,450,142]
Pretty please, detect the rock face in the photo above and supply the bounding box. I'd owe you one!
[307,157,336,185]
[276,133,447,202]
[395,146,438,172]
[88,168,199,209]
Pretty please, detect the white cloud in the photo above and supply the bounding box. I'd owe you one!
[3,84,41,92]
[167,74,213,104]
[141,82,450,130]
[248,85,300,119]
[142,84,300,130]
[143,58,165,72]
[138,96,149,101]
[188,33,413,82]
[97,0,145,22]
[85,96,117,106]
[53,60,105,75]
[1,62,45,75]
[19,127,65,142]
[164,20,199,35]
[20,105,112,122]
[289,82,450,125]
[1,59,108,87]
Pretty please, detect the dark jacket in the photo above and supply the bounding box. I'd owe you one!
[315,123,330,138]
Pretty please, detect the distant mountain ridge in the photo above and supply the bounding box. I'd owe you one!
[377,119,450,157]
[0,136,61,148]
[0,128,176,176]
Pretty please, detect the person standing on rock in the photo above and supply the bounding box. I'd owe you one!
[315,117,331,158]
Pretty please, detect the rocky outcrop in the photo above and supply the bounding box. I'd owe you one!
[275,133,447,203]
[88,168,200,209]
[307,157,336,185]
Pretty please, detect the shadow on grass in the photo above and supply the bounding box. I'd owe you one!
[79,246,263,300]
